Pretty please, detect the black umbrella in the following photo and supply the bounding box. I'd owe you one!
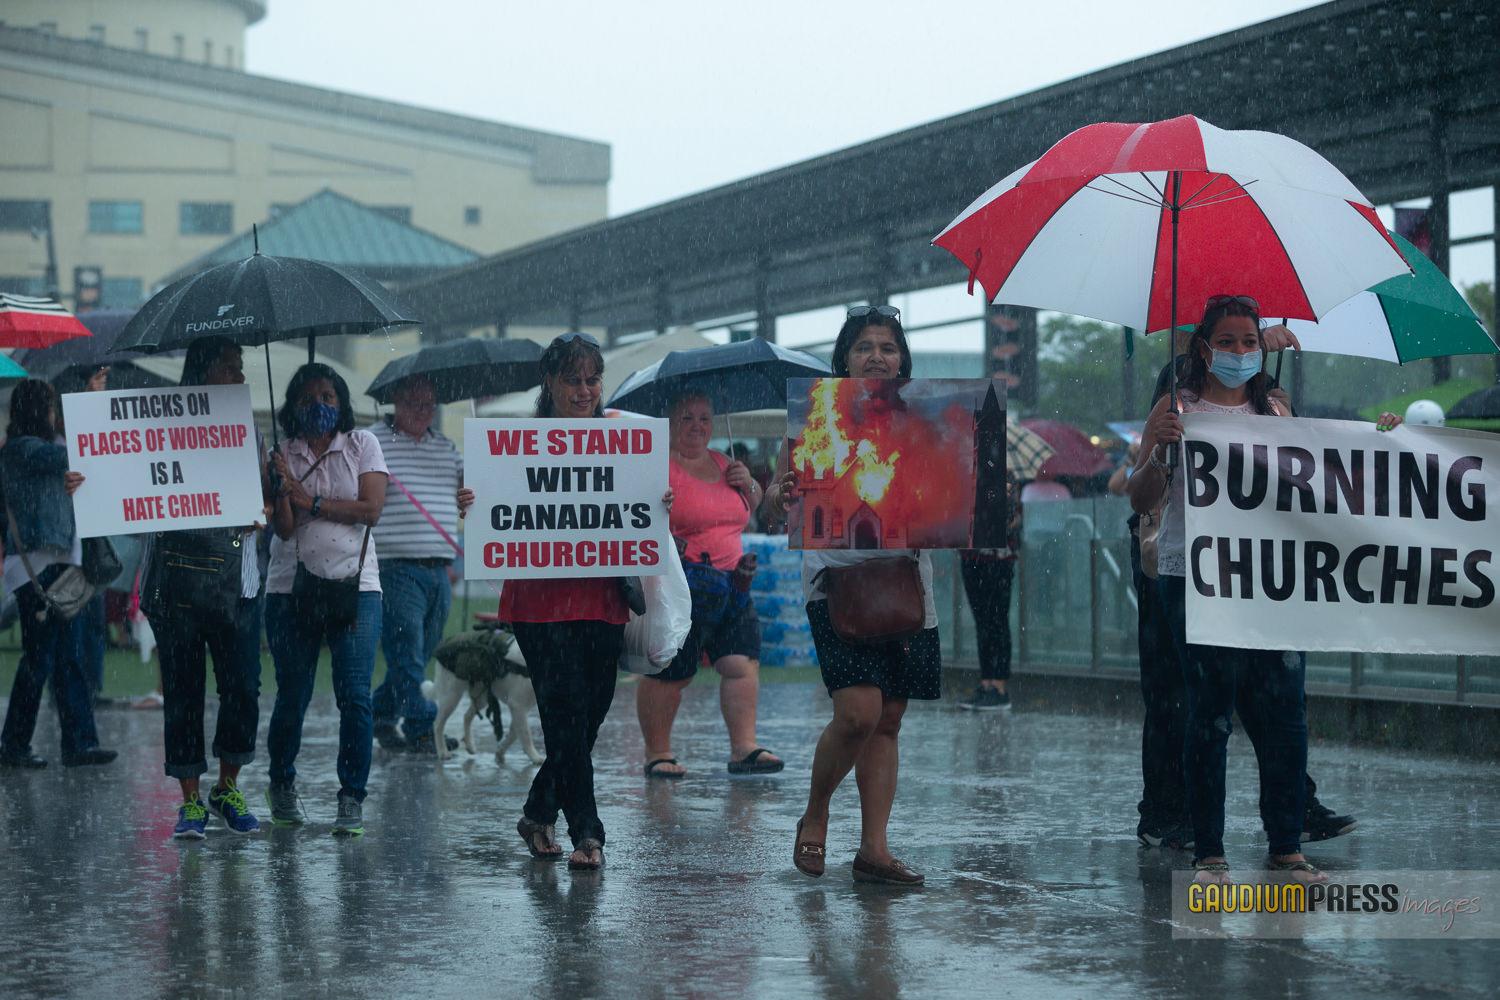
[113,226,417,445]
[366,337,542,405]
[1449,385,1500,420]
[16,309,177,391]
[607,338,830,431]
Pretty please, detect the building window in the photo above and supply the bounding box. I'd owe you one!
[0,200,49,232]
[135,28,148,51]
[179,202,232,235]
[173,34,184,59]
[88,201,143,234]
[101,278,144,309]
[464,206,481,226]
[812,507,825,538]
[374,205,412,225]
[88,24,105,45]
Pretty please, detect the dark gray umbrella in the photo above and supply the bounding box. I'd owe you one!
[18,309,177,391]
[607,338,830,420]
[367,337,542,405]
[1449,385,1500,420]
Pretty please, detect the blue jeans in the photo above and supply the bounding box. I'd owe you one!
[1,568,101,758]
[372,561,450,736]
[1157,575,1307,860]
[265,591,382,802]
[154,596,263,780]
[81,593,106,694]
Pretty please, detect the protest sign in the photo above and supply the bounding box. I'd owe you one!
[463,418,670,580]
[1182,413,1498,655]
[62,384,263,538]
[785,378,1008,550]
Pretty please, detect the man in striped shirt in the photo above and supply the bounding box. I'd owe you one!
[369,375,463,753]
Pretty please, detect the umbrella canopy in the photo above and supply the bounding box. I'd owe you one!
[0,293,91,349]
[1449,385,1500,421]
[128,342,377,424]
[12,308,135,371]
[608,338,830,416]
[1283,232,1497,364]
[1021,419,1113,480]
[932,115,1409,335]
[0,353,28,385]
[367,337,542,405]
[1007,422,1055,481]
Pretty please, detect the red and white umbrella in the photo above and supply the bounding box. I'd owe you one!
[0,292,92,349]
[932,115,1411,335]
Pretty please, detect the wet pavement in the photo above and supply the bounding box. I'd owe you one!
[2,678,1497,999]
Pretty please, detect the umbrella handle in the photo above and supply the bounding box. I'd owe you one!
[724,411,749,511]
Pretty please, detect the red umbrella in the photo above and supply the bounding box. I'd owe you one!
[1021,419,1113,480]
[0,293,92,349]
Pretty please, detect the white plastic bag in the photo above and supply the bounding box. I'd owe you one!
[620,542,692,675]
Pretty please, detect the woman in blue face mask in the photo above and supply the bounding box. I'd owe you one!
[1129,296,1398,889]
[265,363,388,836]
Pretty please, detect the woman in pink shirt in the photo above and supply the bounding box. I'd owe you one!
[637,390,783,779]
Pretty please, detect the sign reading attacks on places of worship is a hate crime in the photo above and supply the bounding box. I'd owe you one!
[1183,413,1499,655]
[785,378,1009,551]
[63,384,264,538]
[462,418,671,580]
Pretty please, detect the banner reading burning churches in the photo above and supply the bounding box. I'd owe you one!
[1183,414,1498,655]
[786,378,1007,550]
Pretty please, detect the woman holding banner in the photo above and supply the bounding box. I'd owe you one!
[636,388,782,780]
[1129,295,1400,886]
[142,336,268,838]
[458,332,673,872]
[765,306,939,887]
[265,363,388,836]
[0,379,116,769]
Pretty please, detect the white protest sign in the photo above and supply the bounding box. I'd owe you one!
[63,384,263,538]
[463,418,670,580]
[1182,413,1498,655]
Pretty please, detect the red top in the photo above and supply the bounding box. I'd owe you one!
[499,577,628,625]
[669,450,749,571]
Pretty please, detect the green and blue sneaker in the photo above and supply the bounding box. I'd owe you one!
[208,779,260,835]
[173,798,208,840]
[332,793,364,837]
[265,783,305,826]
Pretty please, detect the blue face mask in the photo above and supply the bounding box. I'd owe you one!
[1209,349,1263,389]
[298,401,339,437]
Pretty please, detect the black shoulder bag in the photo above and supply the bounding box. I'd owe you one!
[140,527,244,627]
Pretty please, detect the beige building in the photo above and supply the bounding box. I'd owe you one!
[0,0,610,311]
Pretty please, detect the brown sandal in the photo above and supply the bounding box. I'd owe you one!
[794,817,826,878]
[517,816,562,859]
[568,838,604,871]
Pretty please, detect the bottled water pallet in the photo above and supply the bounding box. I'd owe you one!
[743,533,818,669]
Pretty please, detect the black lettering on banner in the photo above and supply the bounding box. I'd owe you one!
[1380,546,1422,605]
[1323,449,1364,515]
[629,502,651,529]
[1216,536,1254,599]
[149,461,168,486]
[1190,536,1215,597]
[1373,451,1390,517]
[1260,539,1297,600]
[1427,548,1459,607]
[171,461,184,484]
[1304,540,1340,602]
[1462,551,1495,609]
[1226,443,1268,510]
[1185,442,1219,507]
[1276,447,1317,513]
[555,506,576,530]
[1342,544,1379,604]
[1398,452,1439,519]
[491,505,511,531]
[1447,456,1486,522]
[185,391,210,416]
[526,467,561,492]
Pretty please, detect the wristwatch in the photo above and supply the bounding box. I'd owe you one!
[310,495,323,517]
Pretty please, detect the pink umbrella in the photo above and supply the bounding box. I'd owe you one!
[1021,419,1114,480]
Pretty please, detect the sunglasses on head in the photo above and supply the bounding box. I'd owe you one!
[847,305,901,321]
[551,331,600,347]
[1205,295,1259,312]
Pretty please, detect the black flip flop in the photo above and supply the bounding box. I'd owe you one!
[728,748,785,775]
[645,757,686,779]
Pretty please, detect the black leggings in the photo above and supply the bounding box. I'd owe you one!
[512,620,624,848]
[960,555,1014,682]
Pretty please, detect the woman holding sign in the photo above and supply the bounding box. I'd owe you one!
[636,388,782,780]
[764,306,939,887]
[1129,295,1400,886]
[458,332,672,872]
[0,380,116,769]
[265,363,388,836]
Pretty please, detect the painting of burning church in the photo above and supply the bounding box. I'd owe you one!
[785,378,1007,551]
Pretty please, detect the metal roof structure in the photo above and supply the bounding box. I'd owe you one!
[161,189,480,286]
[404,0,1499,338]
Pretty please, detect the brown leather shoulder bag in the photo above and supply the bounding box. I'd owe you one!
[821,556,925,645]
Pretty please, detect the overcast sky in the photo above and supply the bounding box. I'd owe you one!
[245,1,1492,343]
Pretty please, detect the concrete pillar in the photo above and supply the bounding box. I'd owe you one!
[753,256,774,342]
[1430,108,1452,383]
[653,281,671,336]
[494,314,508,339]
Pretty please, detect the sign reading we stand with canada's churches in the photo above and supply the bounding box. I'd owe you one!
[463,418,670,580]
[63,385,264,538]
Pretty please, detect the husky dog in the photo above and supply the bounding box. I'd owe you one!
[421,623,543,764]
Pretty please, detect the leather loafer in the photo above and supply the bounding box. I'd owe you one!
[0,751,47,769]
[852,853,924,886]
[60,748,118,768]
